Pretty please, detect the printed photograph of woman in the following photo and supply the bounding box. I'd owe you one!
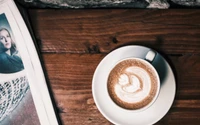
[0,28,24,73]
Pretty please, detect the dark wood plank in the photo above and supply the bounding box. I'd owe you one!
[28,9,200,55]
[41,54,200,125]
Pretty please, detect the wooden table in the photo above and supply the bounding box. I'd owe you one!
[28,9,200,125]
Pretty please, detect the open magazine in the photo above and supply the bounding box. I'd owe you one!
[0,0,59,124]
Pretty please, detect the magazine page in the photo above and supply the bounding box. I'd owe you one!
[0,0,59,125]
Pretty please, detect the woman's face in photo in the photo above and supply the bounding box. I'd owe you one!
[0,29,12,50]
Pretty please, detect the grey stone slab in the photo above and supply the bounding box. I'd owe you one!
[16,0,160,8]
[171,0,200,7]
[16,0,200,8]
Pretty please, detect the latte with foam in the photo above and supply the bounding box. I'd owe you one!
[107,58,159,110]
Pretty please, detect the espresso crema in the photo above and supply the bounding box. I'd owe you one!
[107,59,159,110]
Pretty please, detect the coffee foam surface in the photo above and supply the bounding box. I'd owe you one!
[115,66,151,103]
[107,59,158,110]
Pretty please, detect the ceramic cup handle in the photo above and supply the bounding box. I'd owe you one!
[145,50,156,63]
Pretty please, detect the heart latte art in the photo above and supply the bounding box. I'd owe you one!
[107,59,159,110]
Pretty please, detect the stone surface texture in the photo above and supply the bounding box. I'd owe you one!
[17,0,148,8]
[171,0,200,6]
[16,0,200,9]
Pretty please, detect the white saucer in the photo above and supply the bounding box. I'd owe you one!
[92,45,176,125]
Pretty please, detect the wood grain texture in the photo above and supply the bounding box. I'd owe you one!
[28,9,200,125]
[29,9,200,54]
